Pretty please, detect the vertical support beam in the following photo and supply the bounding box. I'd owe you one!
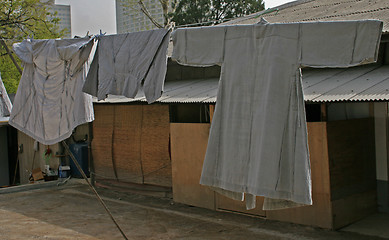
[374,102,389,213]
[369,102,375,118]
[209,104,215,123]
[321,103,327,122]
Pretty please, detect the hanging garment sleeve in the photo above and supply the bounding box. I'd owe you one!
[172,26,226,66]
[300,20,382,68]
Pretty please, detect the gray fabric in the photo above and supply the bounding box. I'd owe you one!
[0,72,12,117]
[172,20,382,210]
[83,28,171,104]
[10,38,94,145]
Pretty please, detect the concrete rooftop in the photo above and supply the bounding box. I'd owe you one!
[0,180,387,239]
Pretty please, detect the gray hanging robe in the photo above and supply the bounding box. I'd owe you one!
[83,28,171,103]
[172,20,382,210]
[0,72,12,118]
[10,38,95,145]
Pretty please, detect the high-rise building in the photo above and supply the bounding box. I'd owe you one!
[49,4,71,38]
[42,0,72,38]
[116,0,164,33]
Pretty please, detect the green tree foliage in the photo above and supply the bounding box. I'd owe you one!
[170,0,211,26]
[119,0,264,29]
[0,55,19,94]
[170,0,265,26]
[0,0,64,93]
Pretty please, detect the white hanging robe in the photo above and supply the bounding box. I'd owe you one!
[0,72,12,118]
[172,20,382,210]
[10,38,95,145]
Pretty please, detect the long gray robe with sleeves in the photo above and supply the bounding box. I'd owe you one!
[172,20,382,210]
[10,38,94,145]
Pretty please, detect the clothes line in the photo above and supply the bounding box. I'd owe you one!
[6,21,384,212]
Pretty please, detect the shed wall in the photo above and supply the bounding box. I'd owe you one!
[327,118,377,229]
[170,122,335,228]
[17,132,61,184]
[0,126,9,186]
[92,104,171,188]
[170,123,215,210]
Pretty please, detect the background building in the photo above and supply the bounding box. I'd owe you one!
[116,0,164,33]
[42,0,72,38]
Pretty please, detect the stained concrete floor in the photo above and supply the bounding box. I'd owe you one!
[0,180,386,240]
[341,213,389,239]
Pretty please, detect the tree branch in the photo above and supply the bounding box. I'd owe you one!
[138,0,163,28]
[0,39,22,74]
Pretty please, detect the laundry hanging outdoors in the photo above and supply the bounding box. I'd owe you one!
[9,38,95,145]
[83,28,171,104]
[172,20,383,210]
[0,72,12,118]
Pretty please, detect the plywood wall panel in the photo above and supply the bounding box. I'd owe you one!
[327,118,377,229]
[327,118,376,200]
[332,190,377,229]
[216,195,266,217]
[266,122,333,229]
[170,123,215,210]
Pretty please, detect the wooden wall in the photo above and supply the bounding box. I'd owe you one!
[170,122,333,228]
[92,104,171,188]
[266,122,333,228]
[17,132,61,184]
[170,123,215,210]
[170,119,377,229]
[327,118,377,229]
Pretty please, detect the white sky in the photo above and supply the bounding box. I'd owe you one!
[55,0,292,37]
[265,0,292,8]
[55,0,117,37]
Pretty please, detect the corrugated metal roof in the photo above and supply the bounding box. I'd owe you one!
[304,65,389,102]
[95,65,389,104]
[222,0,389,32]
[93,78,219,104]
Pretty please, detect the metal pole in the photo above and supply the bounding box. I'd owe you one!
[62,141,129,240]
